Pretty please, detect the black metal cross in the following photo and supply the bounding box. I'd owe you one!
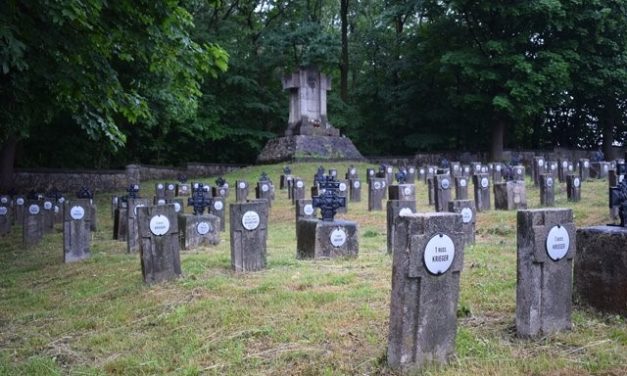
[610,179,627,227]
[77,186,94,199]
[312,175,346,222]
[178,174,188,183]
[395,169,407,184]
[283,165,292,175]
[126,184,139,199]
[188,183,212,215]
[215,177,226,187]
[314,166,325,185]
[46,187,64,203]
[260,172,270,182]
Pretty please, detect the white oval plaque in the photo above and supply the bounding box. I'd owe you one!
[242,211,260,230]
[399,208,413,216]
[551,164,557,171]
[16,198,24,205]
[464,167,470,173]
[584,161,589,168]
[58,197,65,204]
[546,225,570,261]
[168,184,175,190]
[339,183,347,192]
[573,177,580,188]
[157,199,166,205]
[181,185,188,191]
[44,201,52,210]
[0,197,7,204]
[150,215,170,236]
[481,177,489,188]
[197,221,212,235]
[174,202,182,212]
[460,179,467,187]
[157,184,164,190]
[330,228,347,247]
[428,167,434,174]
[350,168,356,175]
[424,234,455,275]
[28,204,40,215]
[0,207,7,216]
[516,168,522,175]
[296,181,304,188]
[374,181,381,190]
[403,186,412,196]
[304,204,314,216]
[461,208,473,223]
[409,167,415,173]
[261,184,269,192]
[441,179,450,190]
[387,167,393,173]
[213,201,224,211]
[220,189,226,196]
[419,169,425,174]
[604,164,608,171]
[353,181,361,189]
[238,182,246,189]
[562,161,568,168]
[134,204,145,216]
[538,159,544,167]
[369,170,374,176]
[70,206,85,220]
[546,178,554,187]
[481,166,488,173]
[496,165,502,172]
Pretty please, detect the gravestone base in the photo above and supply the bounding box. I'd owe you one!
[296,219,358,259]
[574,226,627,316]
[178,214,221,250]
[257,135,364,163]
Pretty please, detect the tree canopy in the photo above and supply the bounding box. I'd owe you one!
[1,0,625,174]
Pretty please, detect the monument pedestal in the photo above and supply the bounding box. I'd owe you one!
[257,135,364,164]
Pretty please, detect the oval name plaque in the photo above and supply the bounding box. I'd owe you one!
[213,201,224,211]
[424,233,455,275]
[304,204,314,216]
[157,184,164,190]
[43,201,52,210]
[70,206,85,220]
[330,228,347,247]
[238,182,246,189]
[353,181,361,189]
[296,181,304,188]
[403,187,412,196]
[150,215,170,236]
[197,221,212,235]
[168,184,175,190]
[261,184,269,192]
[157,199,166,205]
[28,204,40,215]
[242,211,260,230]
[461,208,473,224]
[546,225,569,261]
[373,181,381,190]
[0,207,7,216]
[496,164,502,172]
[441,179,450,190]
[399,208,413,216]
[546,178,554,187]
[16,198,24,205]
[339,183,347,192]
[584,161,589,168]
[0,197,7,204]
[174,202,182,213]
[538,159,544,167]
[481,177,489,188]
[562,161,568,168]
[409,167,415,173]
[220,189,226,196]
[460,179,467,187]
[573,177,580,188]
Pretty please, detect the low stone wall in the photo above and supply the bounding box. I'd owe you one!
[12,163,245,193]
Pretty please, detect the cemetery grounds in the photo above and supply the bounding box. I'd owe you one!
[0,162,626,375]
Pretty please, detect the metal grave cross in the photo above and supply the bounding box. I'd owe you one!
[188,183,212,215]
[312,175,346,221]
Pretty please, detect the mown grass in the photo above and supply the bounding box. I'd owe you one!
[0,162,625,375]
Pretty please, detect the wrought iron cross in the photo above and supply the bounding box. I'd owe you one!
[188,183,211,215]
[283,165,292,175]
[178,174,188,183]
[260,172,270,182]
[77,186,94,199]
[395,169,407,184]
[47,187,64,203]
[314,166,325,185]
[126,184,139,199]
[215,177,226,187]
[312,175,346,222]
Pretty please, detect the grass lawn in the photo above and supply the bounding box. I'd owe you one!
[1,162,625,375]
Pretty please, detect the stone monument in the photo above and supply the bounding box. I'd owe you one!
[257,66,364,163]
[230,200,268,272]
[137,204,182,283]
[63,199,92,262]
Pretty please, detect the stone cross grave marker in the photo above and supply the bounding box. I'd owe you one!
[386,179,416,254]
[137,204,181,284]
[297,175,358,259]
[176,175,190,197]
[127,196,150,254]
[209,196,225,232]
[472,173,491,212]
[13,195,25,225]
[255,172,274,207]
[494,181,527,210]
[280,165,292,190]
[516,208,575,337]
[368,177,386,211]
[533,156,545,186]
[579,158,590,181]
[155,183,166,199]
[540,174,555,207]
[63,199,92,262]
[76,186,96,232]
[448,200,476,246]
[291,178,306,205]
[212,177,229,199]
[388,212,464,371]
[230,200,268,272]
[349,177,361,202]
[455,176,469,200]
[42,197,54,233]
[0,195,11,236]
[23,200,44,248]
[434,174,452,212]
[566,174,581,202]
[235,180,249,202]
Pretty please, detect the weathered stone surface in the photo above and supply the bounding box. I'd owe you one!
[590,161,610,179]
[296,219,358,259]
[427,177,435,205]
[230,200,268,272]
[127,198,150,253]
[0,201,11,236]
[155,183,166,199]
[336,179,349,214]
[579,159,590,181]
[42,199,55,233]
[472,174,491,212]
[63,199,91,263]
[516,208,575,337]
[257,135,364,164]
[295,199,316,222]
[291,178,306,204]
[209,197,226,232]
[388,184,416,202]
[540,174,555,207]
[574,226,627,315]
[566,174,581,202]
[23,201,44,248]
[448,200,476,247]
[494,181,527,210]
[111,196,118,220]
[212,185,229,199]
[13,196,25,225]
[280,174,292,190]
[255,181,274,207]
[178,213,220,250]
[176,183,190,197]
[491,163,503,183]
[405,166,417,182]
[388,212,464,371]
[386,200,416,254]
[235,180,249,202]
[368,178,386,211]
[532,156,546,186]
[137,204,181,284]
[113,203,128,241]
[513,165,525,182]
[434,175,452,212]
[455,176,469,200]
[349,179,361,202]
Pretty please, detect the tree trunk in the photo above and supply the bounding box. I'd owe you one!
[491,118,505,161]
[0,136,18,192]
[340,0,349,102]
